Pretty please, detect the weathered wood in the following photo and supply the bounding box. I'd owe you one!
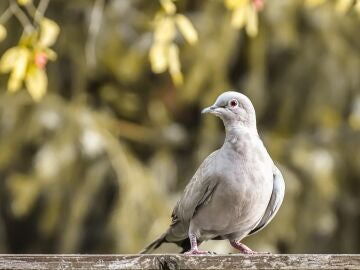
[0,254,359,270]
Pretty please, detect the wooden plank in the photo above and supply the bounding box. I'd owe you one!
[0,254,359,270]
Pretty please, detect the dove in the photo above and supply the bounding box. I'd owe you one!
[141,91,285,255]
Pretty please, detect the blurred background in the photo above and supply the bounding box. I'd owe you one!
[0,0,360,254]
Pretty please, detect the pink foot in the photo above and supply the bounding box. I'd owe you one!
[184,248,212,255]
[184,233,216,255]
[230,241,256,254]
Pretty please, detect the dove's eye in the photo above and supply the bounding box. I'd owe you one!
[229,99,238,107]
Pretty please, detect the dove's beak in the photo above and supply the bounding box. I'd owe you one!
[201,106,219,114]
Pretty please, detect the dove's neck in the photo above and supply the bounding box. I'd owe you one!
[224,124,258,145]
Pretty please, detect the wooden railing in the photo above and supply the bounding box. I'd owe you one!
[0,254,359,269]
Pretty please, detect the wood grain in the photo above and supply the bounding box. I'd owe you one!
[0,254,359,269]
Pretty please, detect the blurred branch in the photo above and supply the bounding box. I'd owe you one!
[0,7,12,24]
[85,0,104,70]
[24,0,49,25]
[9,0,34,33]
[34,0,49,24]
[115,120,156,144]
[114,120,186,147]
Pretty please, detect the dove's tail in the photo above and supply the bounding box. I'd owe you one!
[140,232,168,254]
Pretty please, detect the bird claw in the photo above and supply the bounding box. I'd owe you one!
[184,249,215,255]
[230,241,259,254]
[241,250,255,254]
[257,251,271,255]
[240,250,271,255]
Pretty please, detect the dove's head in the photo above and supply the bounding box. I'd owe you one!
[202,91,257,130]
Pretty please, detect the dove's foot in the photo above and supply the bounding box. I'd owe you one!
[184,248,213,255]
[184,233,215,255]
[230,240,255,254]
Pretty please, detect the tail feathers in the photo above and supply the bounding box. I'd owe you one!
[140,232,196,254]
[140,232,168,254]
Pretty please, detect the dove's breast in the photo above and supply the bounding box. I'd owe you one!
[192,133,274,241]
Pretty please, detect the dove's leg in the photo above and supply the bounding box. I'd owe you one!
[183,234,209,255]
[230,240,255,254]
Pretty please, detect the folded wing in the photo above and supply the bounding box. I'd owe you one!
[167,150,219,242]
[248,165,285,236]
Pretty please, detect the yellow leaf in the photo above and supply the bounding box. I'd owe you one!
[44,48,57,61]
[39,18,60,47]
[25,66,47,101]
[7,47,30,92]
[160,0,176,15]
[154,17,176,43]
[0,47,19,73]
[304,0,327,8]
[11,48,30,78]
[335,0,353,14]
[231,6,247,29]
[0,24,7,42]
[8,72,23,92]
[149,43,169,73]
[175,14,198,45]
[225,0,248,9]
[168,44,183,86]
[246,5,258,37]
[17,0,30,5]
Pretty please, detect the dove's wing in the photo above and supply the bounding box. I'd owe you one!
[166,150,219,241]
[247,165,285,236]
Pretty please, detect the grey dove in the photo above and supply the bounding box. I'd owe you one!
[141,91,285,255]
